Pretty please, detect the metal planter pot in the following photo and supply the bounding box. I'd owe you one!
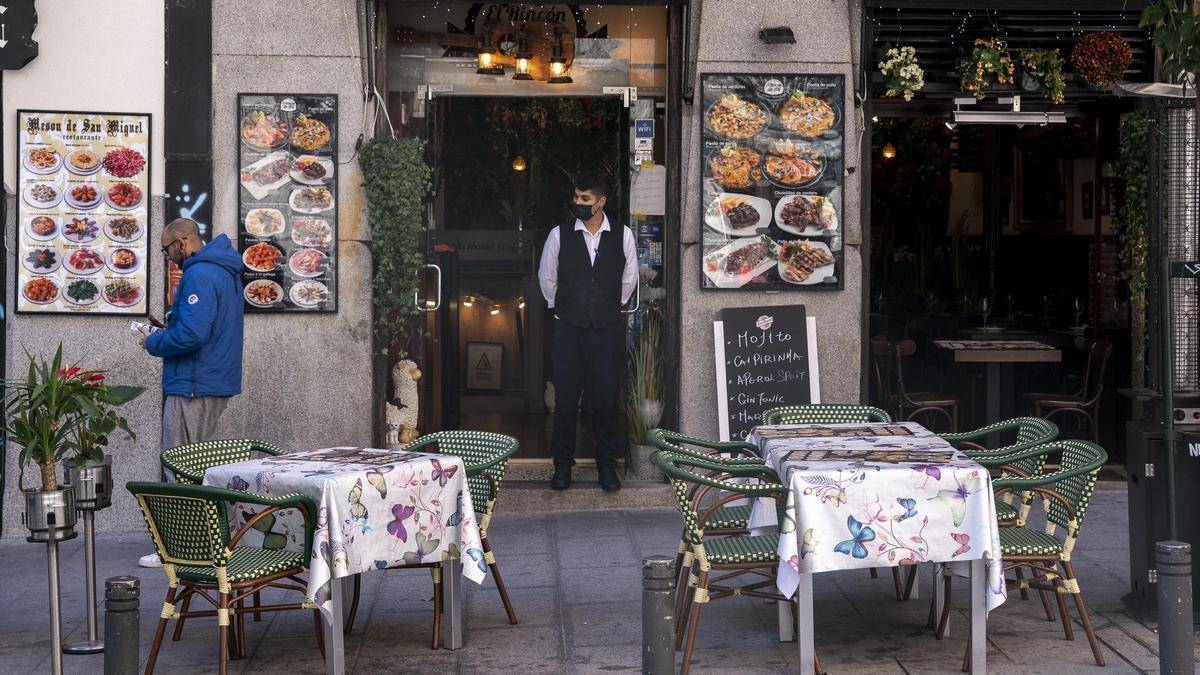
[64,456,113,511]
[628,442,661,481]
[23,488,78,543]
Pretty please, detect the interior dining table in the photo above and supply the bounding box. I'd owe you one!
[934,339,1062,424]
[203,446,487,675]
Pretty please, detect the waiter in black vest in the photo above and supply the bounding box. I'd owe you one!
[538,173,638,492]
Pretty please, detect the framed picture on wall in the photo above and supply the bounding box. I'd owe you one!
[465,341,503,390]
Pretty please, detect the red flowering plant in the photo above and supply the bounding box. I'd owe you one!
[2,344,144,491]
[1070,32,1132,87]
[957,38,1015,99]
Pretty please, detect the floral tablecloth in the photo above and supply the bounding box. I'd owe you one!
[747,422,1006,611]
[203,447,487,616]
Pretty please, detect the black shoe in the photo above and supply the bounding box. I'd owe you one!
[551,465,572,490]
[598,465,622,492]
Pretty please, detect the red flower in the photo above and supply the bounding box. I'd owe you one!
[58,366,81,379]
[87,373,105,384]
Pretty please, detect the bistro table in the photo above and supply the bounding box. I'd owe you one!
[203,446,487,675]
[747,422,1006,674]
[935,339,1061,423]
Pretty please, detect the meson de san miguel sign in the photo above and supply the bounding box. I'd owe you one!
[713,305,820,441]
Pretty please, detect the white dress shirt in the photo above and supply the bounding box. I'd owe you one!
[538,214,639,310]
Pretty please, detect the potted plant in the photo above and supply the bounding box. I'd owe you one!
[2,345,143,540]
[957,38,1015,99]
[1070,32,1132,88]
[1020,49,1066,104]
[626,267,666,480]
[877,44,925,101]
[62,367,143,511]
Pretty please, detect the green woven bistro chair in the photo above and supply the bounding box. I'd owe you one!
[128,482,321,675]
[762,404,892,425]
[343,431,520,648]
[941,418,1059,527]
[161,439,286,484]
[646,429,778,594]
[935,440,1108,668]
[652,450,820,675]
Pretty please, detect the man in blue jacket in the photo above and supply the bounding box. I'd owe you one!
[136,217,244,566]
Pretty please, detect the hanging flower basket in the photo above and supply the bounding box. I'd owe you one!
[1070,32,1132,87]
[958,38,1015,100]
[1020,49,1066,104]
[877,44,925,101]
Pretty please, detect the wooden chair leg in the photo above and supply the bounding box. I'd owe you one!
[313,609,326,660]
[217,590,230,675]
[171,590,192,641]
[902,565,918,601]
[936,572,952,640]
[482,535,518,624]
[144,586,177,675]
[234,598,247,659]
[252,589,262,622]
[891,567,903,600]
[1055,583,1074,641]
[869,568,879,579]
[679,570,709,675]
[1014,566,1030,601]
[1038,588,1057,621]
[431,566,443,650]
[1062,561,1105,666]
[344,574,361,635]
[675,558,701,651]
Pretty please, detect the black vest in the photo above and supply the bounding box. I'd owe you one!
[554,223,625,328]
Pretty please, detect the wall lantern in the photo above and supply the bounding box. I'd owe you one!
[513,33,534,81]
[881,143,897,160]
[758,26,796,44]
[512,154,527,172]
[548,28,572,84]
[476,22,504,75]
[463,295,475,307]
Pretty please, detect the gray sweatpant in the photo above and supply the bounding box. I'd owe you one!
[160,394,230,481]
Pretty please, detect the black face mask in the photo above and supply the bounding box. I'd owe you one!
[569,202,596,221]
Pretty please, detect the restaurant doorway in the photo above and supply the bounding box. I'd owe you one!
[383,2,673,462]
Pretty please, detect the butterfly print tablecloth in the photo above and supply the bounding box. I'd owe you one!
[203,447,487,617]
[747,422,1006,611]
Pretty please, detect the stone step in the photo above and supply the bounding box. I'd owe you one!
[496,459,673,512]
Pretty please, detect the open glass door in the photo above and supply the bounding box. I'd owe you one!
[385,3,669,463]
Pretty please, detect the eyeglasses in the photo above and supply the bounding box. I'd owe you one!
[161,237,184,256]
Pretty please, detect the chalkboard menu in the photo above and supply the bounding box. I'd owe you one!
[714,305,820,441]
[699,73,844,291]
[237,93,337,312]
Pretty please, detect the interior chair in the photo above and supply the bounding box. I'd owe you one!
[128,481,322,675]
[873,338,959,432]
[762,404,892,425]
[343,431,519,648]
[933,440,1108,668]
[652,450,820,675]
[1024,339,1112,443]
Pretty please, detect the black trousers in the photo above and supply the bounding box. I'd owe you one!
[551,318,623,470]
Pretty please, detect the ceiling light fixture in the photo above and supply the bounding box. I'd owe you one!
[512,154,527,172]
[881,143,897,160]
[490,307,501,315]
[548,27,572,84]
[476,22,504,76]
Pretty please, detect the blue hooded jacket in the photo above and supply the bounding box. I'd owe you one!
[146,234,245,398]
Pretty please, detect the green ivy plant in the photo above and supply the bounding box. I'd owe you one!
[1115,111,1150,385]
[360,137,433,356]
[1140,1,1200,87]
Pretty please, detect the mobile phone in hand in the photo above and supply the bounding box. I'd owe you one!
[130,321,163,335]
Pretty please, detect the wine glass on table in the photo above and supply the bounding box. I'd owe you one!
[1006,291,1015,323]
[1072,297,1083,330]
[980,297,992,328]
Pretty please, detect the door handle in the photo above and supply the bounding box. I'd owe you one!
[415,263,442,312]
[622,282,640,314]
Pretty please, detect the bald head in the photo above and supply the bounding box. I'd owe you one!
[161,218,204,265]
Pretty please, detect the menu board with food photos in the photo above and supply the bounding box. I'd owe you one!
[237,94,337,312]
[15,110,151,315]
[699,74,844,291]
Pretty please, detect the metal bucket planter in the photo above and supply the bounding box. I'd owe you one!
[64,456,113,511]
[628,442,661,481]
[23,487,78,543]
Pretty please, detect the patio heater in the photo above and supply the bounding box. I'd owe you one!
[1124,95,1200,621]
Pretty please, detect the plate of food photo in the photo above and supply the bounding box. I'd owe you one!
[706,144,763,191]
[240,151,292,200]
[704,193,772,237]
[244,208,286,238]
[107,247,142,274]
[777,91,839,138]
[64,247,106,276]
[289,280,329,308]
[290,115,332,152]
[23,277,60,305]
[25,215,59,242]
[241,110,289,150]
[65,183,103,210]
[702,235,778,289]
[290,218,333,247]
[23,183,62,209]
[24,147,62,175]
[288,248,328,278]
[243,241,284,272]
[102,148,146,178]
[105,182,143,211]
[705,92,769,141]
[774,194,839,236]
[762,139,824,189]
[244,279,284,308]
[105,215,142,243]
[66,149,102,176]
[777,239,836,285]
[23,247,61,274]
[289,186,334,214]
[64,279,100,306]
[103,279,143,308]
[63,216,101,243]
[291,155,334,185]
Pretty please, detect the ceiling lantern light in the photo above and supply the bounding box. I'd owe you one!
[513,33,534,81]
[881,143,897,160]
[549,28,572,84]
[512,154,527,172]
[476,21,503,75]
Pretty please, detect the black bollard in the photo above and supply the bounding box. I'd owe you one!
[1155,542,1195,674]
[642,555,675,675]
[103,576,140,675]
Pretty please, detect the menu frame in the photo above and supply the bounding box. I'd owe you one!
[236,92,338,314]
[14,109,153,316]
[699,73,845,291]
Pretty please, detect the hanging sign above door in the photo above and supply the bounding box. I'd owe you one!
[0,1,39,71]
